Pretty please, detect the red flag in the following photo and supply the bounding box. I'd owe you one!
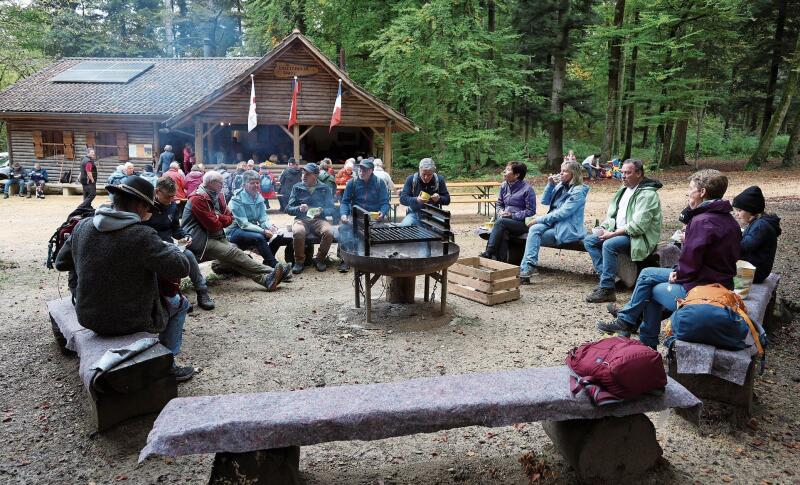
[329,79,342,132]
[288,76,300,129]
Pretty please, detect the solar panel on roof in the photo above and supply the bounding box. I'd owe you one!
[50,61,154,84]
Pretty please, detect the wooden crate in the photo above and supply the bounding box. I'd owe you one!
[448,257,520,305]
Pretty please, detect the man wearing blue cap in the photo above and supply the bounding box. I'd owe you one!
[286,163,337,273]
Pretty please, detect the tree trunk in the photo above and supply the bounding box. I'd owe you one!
[668,119,688,166]
[546,0,571,173]
[782,108,800,166]
[622,13,638,161]
[658,119,674,168]
[750,35,800,168]
[486,0,497,131]
[601,0,626,161]
[761,0,788,137]
[163,0,175,57]
[695,103,707,162]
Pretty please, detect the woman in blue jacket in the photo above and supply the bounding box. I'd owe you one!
[520,160,589,279]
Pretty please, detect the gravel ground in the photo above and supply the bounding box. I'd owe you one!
[0,165,798,484]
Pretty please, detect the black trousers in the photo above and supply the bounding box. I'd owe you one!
[486,217,529,262]
[78,183,96,210]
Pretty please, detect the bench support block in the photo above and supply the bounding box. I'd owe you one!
[543,414,662,482]
[210,446,300,485]
[92,375,176,431]
[668,349,754,425]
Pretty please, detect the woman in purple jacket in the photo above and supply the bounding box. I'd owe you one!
[597,169,741,349]
[480,161,536,261]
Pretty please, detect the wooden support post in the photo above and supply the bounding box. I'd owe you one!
[194,122,204,165]
[153,123,160,157]
[424,275,430,302]
[386,276,415,304]
[383,121,393,175]
[365,272,372,323]
[293,124,301,161]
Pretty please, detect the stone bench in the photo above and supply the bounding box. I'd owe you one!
[139,366,701,483]
[666,273,781,425]
[47,297,176,431]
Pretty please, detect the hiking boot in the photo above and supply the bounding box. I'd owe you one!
[37,194,45,199]
[292,262,305,274]
[519,266,539,279]
[259,265,284,291]
[196,289,215,311]
[596,319,635,337]
[606,302,619,318]
[585,287,616,303]
[281,264,293,282]
[338,261,350,273]
[315,258,327,272]
[170,364,195,382]
[26,192,32,198]
[3,194,7,199]
[479,251,494,260]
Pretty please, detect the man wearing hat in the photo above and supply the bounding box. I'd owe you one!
[399,157,450,226]
[339,158,390,223]
[732,186,781,284]
[286,163,337,273]
[54,175,195,381]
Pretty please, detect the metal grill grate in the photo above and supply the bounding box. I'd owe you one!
[368,225,441,244]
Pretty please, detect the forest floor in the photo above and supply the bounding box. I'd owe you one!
[1,163,799,484]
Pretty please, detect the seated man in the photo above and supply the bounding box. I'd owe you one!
[520,160,589,279]
[286,163,337,273]
[182,171,284,291]
[583,159,662,303]
[54,175,194,381]
[25,163,48,199]
[399,157,450,226]
[3,162,27,198]
[597,169,740,349]
[373,158,396,197]
[225,170,291,276]
[107,164,127,186]
[144,176,215,311]
[732,186,781,284]
[339,159,390,272]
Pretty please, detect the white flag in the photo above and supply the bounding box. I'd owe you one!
[248,74,257,132]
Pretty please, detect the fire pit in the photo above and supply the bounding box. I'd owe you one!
[340,205,460,322]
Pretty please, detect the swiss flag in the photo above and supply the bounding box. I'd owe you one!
[329,79,342,132]
[288,76,301,129]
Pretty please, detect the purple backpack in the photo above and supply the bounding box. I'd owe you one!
[566,337,667,405]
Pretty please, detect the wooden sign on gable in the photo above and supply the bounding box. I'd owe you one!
[273,61,319,78]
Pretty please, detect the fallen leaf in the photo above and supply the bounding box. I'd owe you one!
[722,476,733,482]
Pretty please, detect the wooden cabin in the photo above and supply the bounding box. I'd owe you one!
[0,30,416,186]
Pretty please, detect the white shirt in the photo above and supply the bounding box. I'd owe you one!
[374,167,395,195]
[582,155,595,166]
[615,185,637,229]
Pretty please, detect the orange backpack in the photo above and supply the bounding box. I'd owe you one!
[677,283,764,356]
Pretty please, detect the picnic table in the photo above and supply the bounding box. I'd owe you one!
[447,181,501,215]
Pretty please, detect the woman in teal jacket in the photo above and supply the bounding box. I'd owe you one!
[520,160,589,278]
[225,170,290,270]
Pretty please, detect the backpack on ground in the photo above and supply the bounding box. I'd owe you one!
[46,207,95,269]
[566,336,667,406]
[668,283,766,357]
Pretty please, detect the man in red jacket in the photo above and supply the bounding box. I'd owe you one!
[181,171,285,291]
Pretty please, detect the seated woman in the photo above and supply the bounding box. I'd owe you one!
[597,169,741,349]
[732,186,781,284]
[225,170,291,277]
[520,160,589,279]
[480,161,536,262]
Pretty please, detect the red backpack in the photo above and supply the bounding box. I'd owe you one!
[566,337,667,406]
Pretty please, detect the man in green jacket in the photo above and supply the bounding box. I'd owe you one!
[583,159,663,303]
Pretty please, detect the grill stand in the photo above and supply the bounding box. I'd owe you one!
[354,271,448,323]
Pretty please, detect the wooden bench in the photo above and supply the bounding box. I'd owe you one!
[47,297,176,431]
[139,366,701,483]
[666,273,781,425]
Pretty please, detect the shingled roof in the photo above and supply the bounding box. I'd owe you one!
[0,57,259,117]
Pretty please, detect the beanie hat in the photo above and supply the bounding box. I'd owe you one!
[732,186,765,214]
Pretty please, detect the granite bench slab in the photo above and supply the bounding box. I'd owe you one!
[743,273,781,328]
[47,297,176,431]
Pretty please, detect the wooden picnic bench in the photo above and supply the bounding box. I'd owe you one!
[139,366,701,483]
[47,297,176,431]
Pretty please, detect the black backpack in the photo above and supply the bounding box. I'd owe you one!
[46,207,94,269]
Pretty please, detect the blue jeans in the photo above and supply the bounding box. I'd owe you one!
[400,211,420,226]
[582,163,596,179]
[583,233,631,289]
[4,178,25,195]
[617,267,687,348]
[227,227,279,268]
[520,224,558,269]
[159,294,190,355]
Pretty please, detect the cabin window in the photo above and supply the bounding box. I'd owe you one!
[94,131,118,160]
[41,130,64,158]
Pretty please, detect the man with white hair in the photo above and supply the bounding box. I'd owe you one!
[182,170,284,291]
[373,158,395,196]
[158,145,175,174]
[399,157,450,226]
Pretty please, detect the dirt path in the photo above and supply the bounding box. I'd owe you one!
[0,167,798,484]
